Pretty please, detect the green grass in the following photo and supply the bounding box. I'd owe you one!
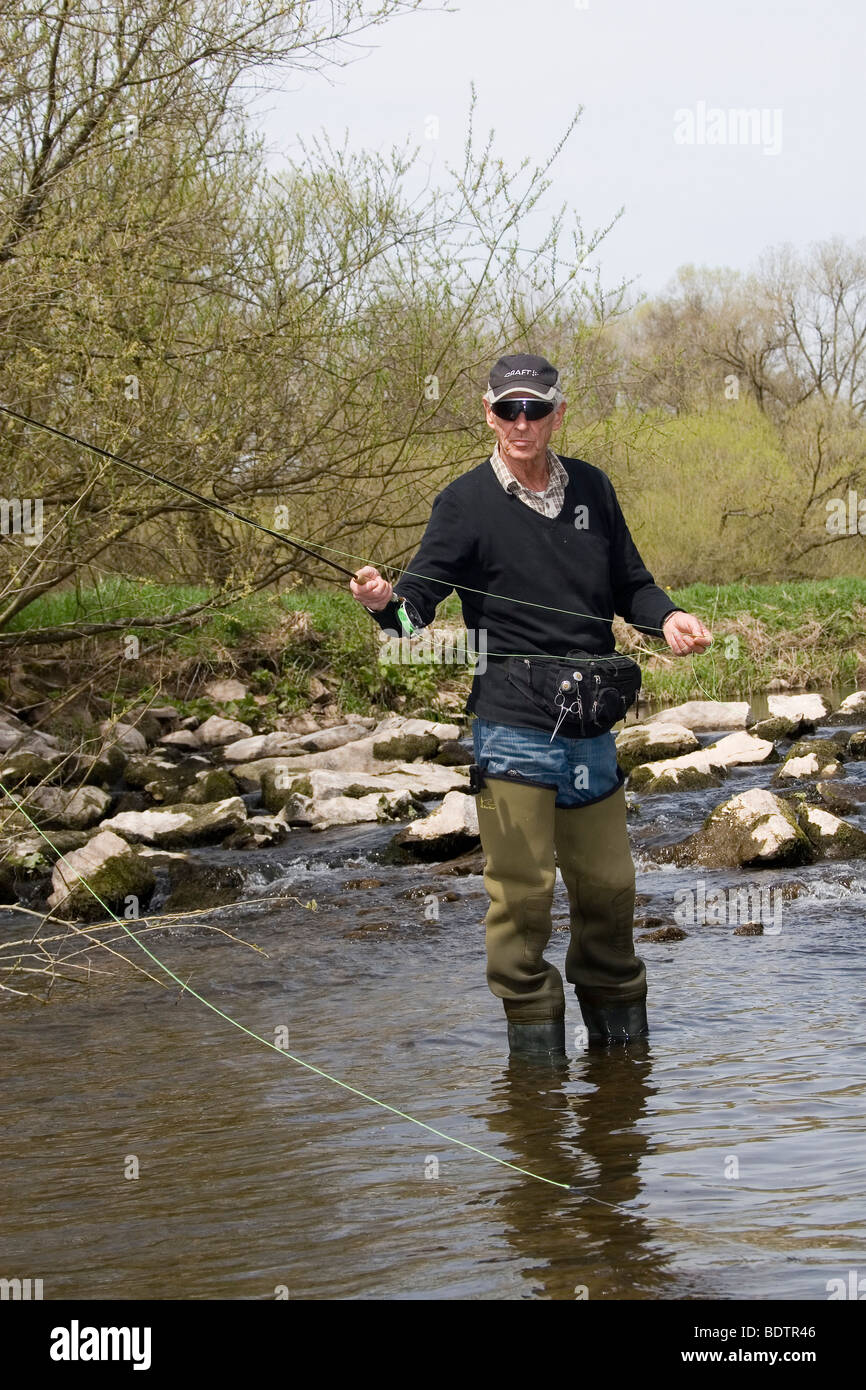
[7,576,865,719]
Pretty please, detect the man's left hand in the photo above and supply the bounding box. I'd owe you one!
[662,610,712,655]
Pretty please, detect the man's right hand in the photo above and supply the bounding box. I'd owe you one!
[350,565,394,612]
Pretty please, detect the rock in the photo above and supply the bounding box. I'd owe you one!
[308,676,330,704]
[433,740,474,766]
[286,788,421,829]
[123,753,185,789]
[160,768,239,806]
[373,732,440,762]
[159,730,202,750]
[149,705,180,721]
[825,690,866,725]
[203,678,249,703]
[290,724,369,754]
[74,743,127,788]
[164,862,247,912]
[46,830,156,922]
[847,731,866,759]
[795,804,866,859]
[195,715,254,747]
[98,796,247,848]
[645,700,752,730]
[385,790,479,863]
[638,925,688,942]
[26,784,112,829]
[705,731,778,766]
[816,780,866,814]
[0,749,64,785]
[628,747,729,794]
[179,716,200,731]
[221,814,290,849]
[615,722,699,773]
[774,739,847,782]
[120,709,164,744]
[436,848,486,876]
[835,690,866,716]
[767,693,829,725]
[659,788,815,869]
[279,712,321,735]
[258,763,468,814]
[100,720,147,753]
[775,754,844,782]
[766,678,790,692]
[222,731,307,762]
[748,716,801,741]
[733,923,764,936]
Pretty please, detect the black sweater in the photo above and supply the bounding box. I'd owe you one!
[368,454,680,732]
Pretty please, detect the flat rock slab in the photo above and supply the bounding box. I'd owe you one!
[258,763,468,813]
[195,715,253,747]
[644,701,752,731]
[615,722,699,773]
[628,747,730,794]
[98,796,247,847]
[767,693,829,723]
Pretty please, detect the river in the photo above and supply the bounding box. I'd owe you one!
[2,692,865,1300]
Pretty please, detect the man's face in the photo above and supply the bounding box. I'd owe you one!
[483,389,567,467]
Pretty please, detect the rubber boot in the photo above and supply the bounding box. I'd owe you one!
[474,774,566,1045]
[554,784,648,1044]
[507,1018,567,1060]
[577,997,649,1045]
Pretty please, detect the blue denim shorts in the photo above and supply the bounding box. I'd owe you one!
[472,717,623,809]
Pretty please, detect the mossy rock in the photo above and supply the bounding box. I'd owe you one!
[433,740,473,767]
[847,731,866,759]
[164,862,247,913]
[628,764,724,793]
[0,751,62,786]
[372,733,440,762]
[748,716,798,741]
[260,770,313,813]
[50,844,156,923]
[785,736,849,762]
[160,768,238,806]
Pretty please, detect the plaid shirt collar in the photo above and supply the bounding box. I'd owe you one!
[489,445,568,518]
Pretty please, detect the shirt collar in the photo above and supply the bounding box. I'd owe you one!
[490,444,566,494]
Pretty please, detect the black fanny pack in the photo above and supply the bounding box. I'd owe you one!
[504,650,642,739]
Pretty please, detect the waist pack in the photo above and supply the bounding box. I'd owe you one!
[504,650,642,740]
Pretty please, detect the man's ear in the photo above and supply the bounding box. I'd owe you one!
[551,399,567,431]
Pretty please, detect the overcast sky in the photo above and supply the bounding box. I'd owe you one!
[248,0,862,301]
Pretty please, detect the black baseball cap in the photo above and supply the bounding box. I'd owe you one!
[485,353,562,404]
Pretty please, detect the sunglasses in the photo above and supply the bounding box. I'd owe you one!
[490,397,556,422]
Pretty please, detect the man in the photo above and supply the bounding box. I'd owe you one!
[350,354,711,1060]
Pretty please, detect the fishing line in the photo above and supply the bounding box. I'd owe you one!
[0,781,576,1192]
[0,790,828,1256]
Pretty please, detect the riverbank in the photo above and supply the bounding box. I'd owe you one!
[3,577,866,737]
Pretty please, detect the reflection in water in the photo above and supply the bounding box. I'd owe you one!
[484,1046,674,1299]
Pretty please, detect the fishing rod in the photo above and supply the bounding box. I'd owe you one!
[0,402,359,580]
[1,401,709,659]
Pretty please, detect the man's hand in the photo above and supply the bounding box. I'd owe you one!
[350,565,394,612]
[662,610,712,655]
